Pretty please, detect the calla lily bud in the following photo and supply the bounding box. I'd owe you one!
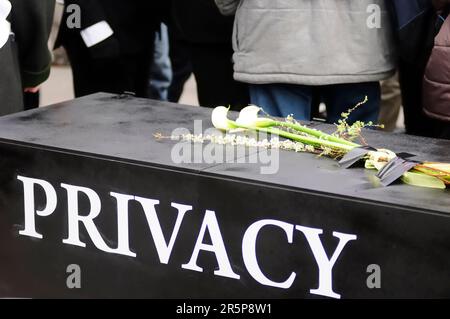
[236,105,275,128]
[211,106,237,131]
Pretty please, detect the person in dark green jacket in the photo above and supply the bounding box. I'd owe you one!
[0,0,54,116]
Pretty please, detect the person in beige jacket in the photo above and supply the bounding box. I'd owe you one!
[215,0,397,124]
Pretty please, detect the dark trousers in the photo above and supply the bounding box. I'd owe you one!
[23,92,40,110]
[399,59,450,139]
[189,43,249,111]
[63,36,153,98]
[167,30,193,103]
[168,29,249,111]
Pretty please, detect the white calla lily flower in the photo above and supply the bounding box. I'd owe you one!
[366,149,397,170]
[236,105,275,128]
[211,106,237,131]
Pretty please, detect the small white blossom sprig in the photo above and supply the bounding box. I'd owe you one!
[164,133,317,154]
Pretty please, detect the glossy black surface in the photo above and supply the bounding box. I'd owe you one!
[0,93,448,213]
[0,93,449,298]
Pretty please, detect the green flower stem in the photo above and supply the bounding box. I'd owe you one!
[233,122,356,152]
[275,121,360,148]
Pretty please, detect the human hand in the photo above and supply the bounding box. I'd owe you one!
[24,86,40,93]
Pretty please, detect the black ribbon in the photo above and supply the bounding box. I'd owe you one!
[340,146,422,186]
[376,156,422,187]
[339,146,377,169]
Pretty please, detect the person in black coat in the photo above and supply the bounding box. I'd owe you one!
[170,0,249,110]
[56,0,161,98]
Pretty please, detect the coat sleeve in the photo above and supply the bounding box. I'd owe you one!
[10,0,55,88]
[215,0,241,16]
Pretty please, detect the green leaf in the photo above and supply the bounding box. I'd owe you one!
[401,171,446,189]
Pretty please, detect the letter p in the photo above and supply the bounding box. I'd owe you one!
[17,176,57,239]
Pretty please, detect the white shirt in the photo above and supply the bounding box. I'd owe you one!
[0,0,11,49]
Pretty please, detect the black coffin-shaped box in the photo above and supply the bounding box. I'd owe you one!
[0,93,449,299]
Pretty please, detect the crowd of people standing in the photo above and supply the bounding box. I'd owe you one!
[0,0,449,139]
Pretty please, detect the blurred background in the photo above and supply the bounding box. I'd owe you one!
[41,4,199,107]
[41,2,405,130]
[41,59,200,107]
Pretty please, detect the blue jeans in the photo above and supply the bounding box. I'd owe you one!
[149,23,173,101]
[249,82,381,124]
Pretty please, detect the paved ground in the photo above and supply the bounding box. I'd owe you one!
[41,66,199,107]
